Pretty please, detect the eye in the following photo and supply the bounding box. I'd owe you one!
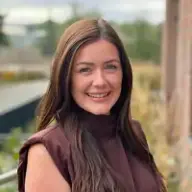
[79,67,91,73]
[105,64,118,70]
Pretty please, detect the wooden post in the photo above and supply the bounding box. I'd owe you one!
[161,0,179,144]
[162,0,192,190]
[161,0,178,103]
[175,0,192,190]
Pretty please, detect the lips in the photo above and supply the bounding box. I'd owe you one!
[87,92,110,98]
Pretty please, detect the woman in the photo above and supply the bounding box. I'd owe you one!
[17,18,167,192]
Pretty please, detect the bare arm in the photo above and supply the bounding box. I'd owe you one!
[25,144,71,192]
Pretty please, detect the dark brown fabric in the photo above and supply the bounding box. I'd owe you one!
[17,113,158,192]
[17,125,72,192]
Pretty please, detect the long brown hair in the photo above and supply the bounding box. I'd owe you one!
[36,18,166,192]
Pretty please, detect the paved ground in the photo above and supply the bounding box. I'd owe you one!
[0,80,49,115]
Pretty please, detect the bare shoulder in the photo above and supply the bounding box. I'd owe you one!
[27,144,51,163]
[25,144,71,192]
[28,143,47,155]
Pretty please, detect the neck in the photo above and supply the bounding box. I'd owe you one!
[76,108,118,140]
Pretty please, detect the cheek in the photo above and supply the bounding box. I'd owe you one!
[110,72,123,90]
[71,76,89,97]
[113,75,123,99]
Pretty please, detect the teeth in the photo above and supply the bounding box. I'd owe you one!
[87,93,109,98]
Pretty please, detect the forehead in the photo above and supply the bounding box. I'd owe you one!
[73,39,120,63]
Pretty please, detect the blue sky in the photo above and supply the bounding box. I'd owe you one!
[0,0,166,25]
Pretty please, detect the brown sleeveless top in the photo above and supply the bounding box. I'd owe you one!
[17,111,158,192]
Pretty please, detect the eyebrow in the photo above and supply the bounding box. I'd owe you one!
[76,62,94,66]
[76,59,120,66]
[104,59,120,64]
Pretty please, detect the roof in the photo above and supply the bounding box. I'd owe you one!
[0,80,49,115]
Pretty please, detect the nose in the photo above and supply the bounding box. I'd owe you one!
[92,70,107,87]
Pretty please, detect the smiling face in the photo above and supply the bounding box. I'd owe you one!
[71,39,123,115]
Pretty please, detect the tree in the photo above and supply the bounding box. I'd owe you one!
[35,3,102,56]
[58,3,102,37]
[39,19,58,56]
[0,14,9,47]
[119,19,162,64]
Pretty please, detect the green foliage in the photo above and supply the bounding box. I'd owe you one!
[0,186,17,192]
[0,15,9,47]
[2,128,23,160]
[133,64,161,90]
[38,19,58,56]
[0,32,9,47]
[34,3,102,57]
[168,181,179,192]
[0,128,23,174]
[119,20,162,63]
[132,64,179,191]
[0,122,35,191]
[132,65,168,171]
[0,119,36,173]
[31,4,161,63]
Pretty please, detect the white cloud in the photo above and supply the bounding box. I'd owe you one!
[98,0,165,23]
[142,1,165,10]
[99,0,165,12]
[1,0,166,25]
[3,6,72,24]
[5,8,49,24]
[3,25,27,35]
[100,4,136,12]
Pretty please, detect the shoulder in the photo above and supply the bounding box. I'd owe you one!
[27,143,49,158]
[17,124,71,191]
[24,144,71,192]
[24,124,69,145]
[20,124,70,156]
[130,119,143,136]
[130,119,148,147]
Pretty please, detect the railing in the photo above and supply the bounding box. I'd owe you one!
[0,169,17,186]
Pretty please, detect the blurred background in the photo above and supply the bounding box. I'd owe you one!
[0,0,191,191]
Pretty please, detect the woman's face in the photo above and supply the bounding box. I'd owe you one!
[71,39,122,115]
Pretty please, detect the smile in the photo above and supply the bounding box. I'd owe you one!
[87,92,110,98]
